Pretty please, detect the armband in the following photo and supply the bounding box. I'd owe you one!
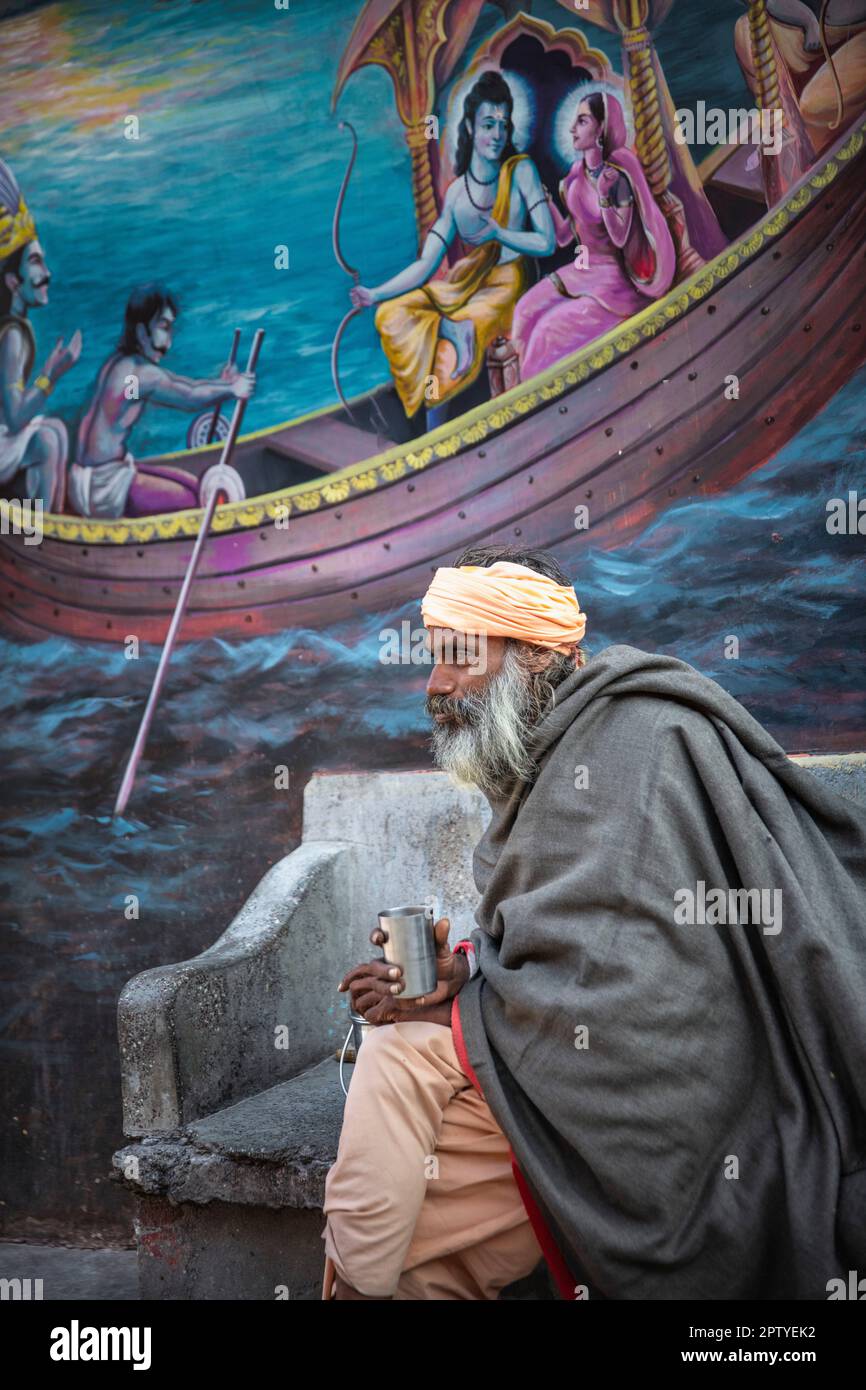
[527,197,547,215]
[428,226,448,249]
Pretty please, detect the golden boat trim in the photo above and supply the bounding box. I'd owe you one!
[38,120,865,546]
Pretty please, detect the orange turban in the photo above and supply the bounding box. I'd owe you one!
[421,561,586,653]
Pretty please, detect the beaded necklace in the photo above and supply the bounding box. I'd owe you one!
[463,173,495,213]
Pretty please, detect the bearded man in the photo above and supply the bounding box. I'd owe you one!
[0,156,81,510]
[321,544,866,1301]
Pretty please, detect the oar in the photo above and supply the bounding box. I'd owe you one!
[113,328,265,819]
[206,328,241,444]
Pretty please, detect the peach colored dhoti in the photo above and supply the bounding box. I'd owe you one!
[320,1021,543,1299]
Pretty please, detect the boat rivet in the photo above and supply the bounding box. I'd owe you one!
[656,446,663,455]
[559,405,568,414]
[351,592,358,599]
[82,548,88,557]
[383,542,390,550]
[458,510,466,519]
[668,488,676,497]
[765,416,775,425]
[136,550,144,558]
[245,615,252,623]
[53,608,59,617]
[479,451,486,459]
[528,474,534,483]
[854,323,862,332]
[630,361,638,370]
[826,242,834,251]
[761,306,770,315]
[514,527,522,536]
[238,580,246,589]
[772,250,781,260]
[162,586,170,595]
[335,511,342,519]
[260,533,267,541]
[106,622,112,630]
[692,474,701,483]
[688,372,697,381]
[604,427,613,437]
[803,323,812,332]
[707,305,717,315]
[408,483,415,491]
[585,489,593,499]
[312,563,318,572]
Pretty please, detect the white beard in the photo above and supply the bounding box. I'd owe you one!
[428,643,552,797]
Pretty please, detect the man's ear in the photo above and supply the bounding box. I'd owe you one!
[518,642,558,674]
[3,270,20,296]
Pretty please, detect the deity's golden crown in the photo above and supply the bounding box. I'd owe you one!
[0,196,37,261]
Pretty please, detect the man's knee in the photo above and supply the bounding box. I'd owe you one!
[350,1020,409,1077]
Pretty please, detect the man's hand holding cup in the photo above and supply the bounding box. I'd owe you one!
[338,916,469,1027]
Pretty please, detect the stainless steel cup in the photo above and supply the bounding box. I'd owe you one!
[377,903,437,998]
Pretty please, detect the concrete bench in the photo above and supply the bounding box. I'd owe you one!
[112,756,865,1299]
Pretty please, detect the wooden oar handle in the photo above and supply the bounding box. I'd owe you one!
[215,329,265,470]
[206,328,242,445]
[244,328,265,374]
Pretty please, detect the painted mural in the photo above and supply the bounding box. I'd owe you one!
[1,0,864,1244]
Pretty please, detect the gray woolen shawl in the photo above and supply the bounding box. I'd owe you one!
[455,644,866,1300]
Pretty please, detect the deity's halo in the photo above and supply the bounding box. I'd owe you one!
[445,66,535,160]
[552,79,635,171]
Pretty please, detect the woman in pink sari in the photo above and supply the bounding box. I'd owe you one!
[512,88,676,381]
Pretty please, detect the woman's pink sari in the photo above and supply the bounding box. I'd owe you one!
[512,90,676,381]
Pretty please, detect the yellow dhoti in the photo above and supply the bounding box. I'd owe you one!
[374,155,529,418]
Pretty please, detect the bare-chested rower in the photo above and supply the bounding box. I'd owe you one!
[70,284,255,519]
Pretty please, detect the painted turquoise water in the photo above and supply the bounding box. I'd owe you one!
[3,0,749,456]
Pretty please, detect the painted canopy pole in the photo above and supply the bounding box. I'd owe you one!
[614,0,703,276]
[746,0,814,203]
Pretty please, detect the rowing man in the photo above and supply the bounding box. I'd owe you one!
[70,285,256,519]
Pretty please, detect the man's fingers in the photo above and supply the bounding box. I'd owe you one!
[339,960,401,991]
[354,989,386,1015]
[347,975,404,1007]
[433,916,451,953]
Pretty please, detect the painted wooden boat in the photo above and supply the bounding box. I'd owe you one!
[1,115,865,644]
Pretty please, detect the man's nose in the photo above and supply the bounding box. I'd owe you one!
[426,664,456,697]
